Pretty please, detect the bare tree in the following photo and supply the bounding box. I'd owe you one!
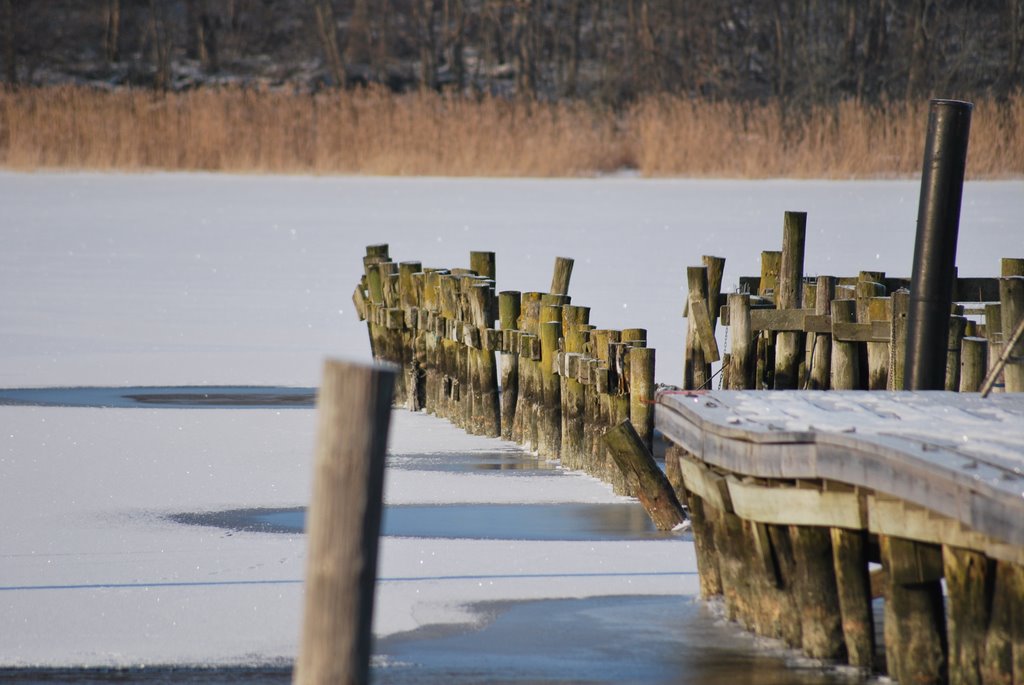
[905,0,934,99]
[2,0,15,85]
[1009,0,1024,93]
[148,0,173,91]
[311,0,345,86]
[104,0,121,64]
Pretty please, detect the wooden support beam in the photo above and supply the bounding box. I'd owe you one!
[880,535,947,685]
[790,525,845,660]
[943,546,991,685]
[831,528,876,670]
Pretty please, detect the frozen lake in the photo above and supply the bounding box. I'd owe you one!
[0,172,1020,680]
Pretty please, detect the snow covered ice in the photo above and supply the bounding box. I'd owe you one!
[0,172,1020,671]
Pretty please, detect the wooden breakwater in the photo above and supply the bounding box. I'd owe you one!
[682,211,1024,395]
[351,244,661,499]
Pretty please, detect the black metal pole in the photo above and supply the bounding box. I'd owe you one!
[904,99,972,391]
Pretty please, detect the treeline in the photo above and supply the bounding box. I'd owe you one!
[2,0,1022,105]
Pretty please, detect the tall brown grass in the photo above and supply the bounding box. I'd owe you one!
[1,85,1021,178]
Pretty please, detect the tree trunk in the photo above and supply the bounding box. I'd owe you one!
[311,0,345,87]
[905,0,932,100]
[104,0,121,64]
[149,0,172,92]
[3,0,15,85]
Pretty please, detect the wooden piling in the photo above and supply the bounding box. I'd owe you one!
[880,536,947,685]
[943,546,991,685]
[830,528,875,670]
[498,290,521,441]
[775,212,806,389]
[946,315,968,391]
[889,289,910,390]
[603,421,686,530]
[1003,258,1024,278]
[807,276,836,390]
[538,310,563,460]
[831,300,861,390]
[513,292,543,449]
[727,293,754,389]
[629,347,656,454]
[294,360,395,685]
[468,283,500,437]
[790,525,845,660]
[867,296,892,390]
[959,337,988,392]
[856,279,887,390]
[685,266,719,389]
[561,305,591,469]
[469,250,496,280]
[550,257,574,296]
[1000,276,1024,392]
[982,560,1024,685]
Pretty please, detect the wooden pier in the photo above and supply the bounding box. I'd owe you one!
[657,389,1024,683]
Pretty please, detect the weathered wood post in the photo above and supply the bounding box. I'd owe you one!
[942,546,991,685]
[981,560,1024,684]
[498,291,521,441]
[550,256,574,296]
[880,535,947,685]
[831,300,861,390]
[830,527,875,670]
[757,251,782,389]
[959,337,988,392]
[629,346,656,454]
[945,315,968,391]
[889,289,910,390]
[727,293,753,389]
[807,276,836,390]
[294,360,395,685]
[603,420,686,530]
[468,282,500,437]
[1000,276,1024,392]
[905,99,972,391]
[685,266,720,389]
[538,306,563,460]
[775,212,806,389]
[561,305,591,468]
[398,261,423,409]
[789,525,845,660]
[513,292,542,448]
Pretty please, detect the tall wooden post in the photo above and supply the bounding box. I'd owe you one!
[550,256,574,296]
[727,293,753,389]
[1000,276,1024,392]
[498,290,521,441]
[775,212,806,389]
[831,300,861,390]
[294,360,395,685]
[808,276,836,389]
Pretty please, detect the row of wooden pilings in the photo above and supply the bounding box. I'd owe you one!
[663,437,1024,685]
[682,210,1024,395]
[351,243,665,501]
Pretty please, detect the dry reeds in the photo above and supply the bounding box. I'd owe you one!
[1,85,1021,178]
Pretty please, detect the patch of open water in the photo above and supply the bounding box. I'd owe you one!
[169,503,667,542]
[0,386,316,409]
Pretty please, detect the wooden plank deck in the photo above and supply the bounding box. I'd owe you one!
[655,390,1024,558]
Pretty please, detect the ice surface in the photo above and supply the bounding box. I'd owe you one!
[1,172,1019,668]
